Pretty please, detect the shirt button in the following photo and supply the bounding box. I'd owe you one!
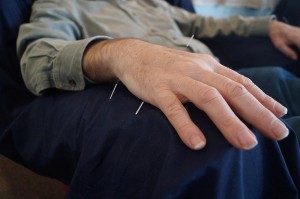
[69,79,76,87]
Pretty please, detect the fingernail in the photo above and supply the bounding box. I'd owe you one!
[190,135,205,150]
[275,103,288,117]
[271,120,289,140]
[237,130,258,150]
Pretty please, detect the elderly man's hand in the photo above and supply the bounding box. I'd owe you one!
[83,38,289,150]
[269,20,300,60]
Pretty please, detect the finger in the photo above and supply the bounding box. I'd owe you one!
[279,44,298,60]
[215,65,288,117]
[193,70,289,141]
[274,40,298,60]
[154,90,207,150]
[172,77,258,150]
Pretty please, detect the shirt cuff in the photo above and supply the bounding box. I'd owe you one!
[53,36,111,91]
[248,16,273,36]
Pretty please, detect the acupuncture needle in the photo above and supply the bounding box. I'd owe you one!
[135,34,195,115]
[186,34,194,48]
[109,79,120,99]
[135,101,144,115]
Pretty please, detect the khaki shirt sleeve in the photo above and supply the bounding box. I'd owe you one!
[17,0,110,95]
[18,37,107,95]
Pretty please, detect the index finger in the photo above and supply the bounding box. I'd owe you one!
[154,89,207,150]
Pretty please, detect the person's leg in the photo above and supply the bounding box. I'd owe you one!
[239,66,300,143]
[201,36,300,76]
[166,0,300,75]
[239,66,300,118]
[0,83,299,198]
[240,66,300,190]
[198,0,300,76]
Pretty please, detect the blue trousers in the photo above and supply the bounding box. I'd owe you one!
[1,1,299,197]
[0,67,299,199]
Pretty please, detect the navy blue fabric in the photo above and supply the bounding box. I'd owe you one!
[0,0,299,198]
[0,0,35,133]
[274,0,300,26]
[239,67,300,192]
[1,67,299,198]
[204,0,300,76]
[201,36,300,76]
[239,67,300,119]
[166,0,195,13]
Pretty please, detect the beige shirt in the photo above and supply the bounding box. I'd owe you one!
[17,0,273,95]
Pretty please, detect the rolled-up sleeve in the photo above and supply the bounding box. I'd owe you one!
[19,36,108,95]
[17,0,109,95]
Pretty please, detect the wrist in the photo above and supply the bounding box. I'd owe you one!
[83,39,116,82]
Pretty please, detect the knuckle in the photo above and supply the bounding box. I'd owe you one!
[199,54,218,69]
[256,105,272,119]
[261,94,276,109]
[200,87,221,104]
[237,75,254,88]
[222,115,238,128]
[226,81,248,97]
[177,121,192,136]
[164,101,183,120]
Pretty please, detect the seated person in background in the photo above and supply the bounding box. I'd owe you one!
[1,0,299,198]
[167,0,300,74]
